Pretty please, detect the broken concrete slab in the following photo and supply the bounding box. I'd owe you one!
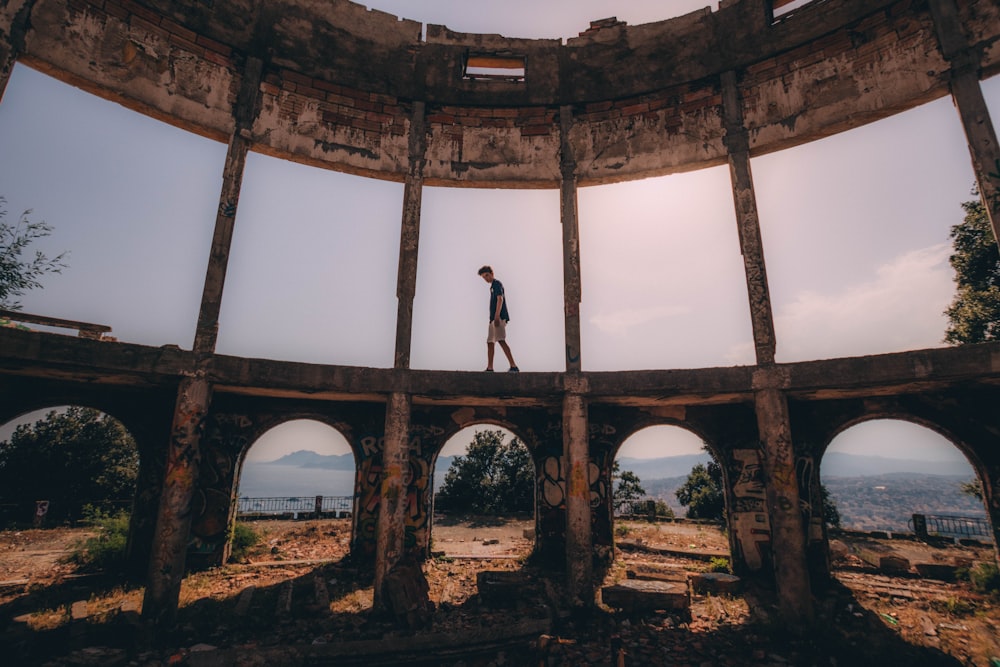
[601,579,690,615]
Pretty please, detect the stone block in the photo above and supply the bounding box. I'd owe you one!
[690,572,742,595]
[477,570,532,608]
[915,563,958,582]
[601,580,690,614]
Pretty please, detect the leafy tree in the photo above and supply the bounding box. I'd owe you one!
[0,197,68,311]
[944,195,1000,344]
[675,460,725,520]
[820,484,841,528]
[612,460,646,512]
[960,479,984,502]
[435,429,533,515]
[0,407,138,523]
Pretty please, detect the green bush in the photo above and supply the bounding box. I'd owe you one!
[69,506,130,572]
[229,522,261,562]
[969,561,1000,594]
[708,556,731,573]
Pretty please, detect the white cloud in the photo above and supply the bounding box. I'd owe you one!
[775,243,954,362]
[589,304,690,336]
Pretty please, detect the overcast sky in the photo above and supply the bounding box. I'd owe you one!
[0,0,989,470]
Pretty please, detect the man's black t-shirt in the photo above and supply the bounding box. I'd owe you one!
[489,279,510,322]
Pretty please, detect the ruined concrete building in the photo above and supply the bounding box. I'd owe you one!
[1,0,999,628]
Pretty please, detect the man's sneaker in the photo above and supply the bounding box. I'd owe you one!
[508,366,520,372]
[484,368,494,372]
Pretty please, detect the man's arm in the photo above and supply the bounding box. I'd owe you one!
[493,294,504,324]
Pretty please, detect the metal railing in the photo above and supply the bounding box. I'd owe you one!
[236,495,352,517]
[910,513,991,539]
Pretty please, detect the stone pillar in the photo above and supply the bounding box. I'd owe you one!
[559,106,583,371]
[374,391,412,608]
[721,71,776,365]
[563,388,593,606]
[141,375,211,627]
[394,101,427,369]
[193,57,263,354]
[928,0,1000,251]
[753,368,813,623]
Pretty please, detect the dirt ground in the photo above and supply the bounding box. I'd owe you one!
[0,517,997,666]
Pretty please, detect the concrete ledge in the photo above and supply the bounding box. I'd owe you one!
[601,580,690,615]
[690,572,742,595]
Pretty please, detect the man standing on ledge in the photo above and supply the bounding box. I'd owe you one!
[478,265,519,372]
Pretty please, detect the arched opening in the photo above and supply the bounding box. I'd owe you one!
[239,418,355,513]
[611,425,731,562]
[431,425,535,558]
[0,406,139,526]
[0,405,141,585]
[821,419,989,542]
[234,419,357,563]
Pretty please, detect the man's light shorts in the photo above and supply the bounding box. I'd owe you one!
[487,320,507,343]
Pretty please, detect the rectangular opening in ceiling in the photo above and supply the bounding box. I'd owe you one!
[771,0,822,22]
[464,54,526,82]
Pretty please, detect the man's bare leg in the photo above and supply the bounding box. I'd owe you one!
[486,342,496,370]
[498,341,517,369]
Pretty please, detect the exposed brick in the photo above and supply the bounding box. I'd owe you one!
[168,33,205,57]
[481,118,512,128]
[161,18,198,43]
[352,118,381,132]
[456,115,482,127]
[196,34,231,57]
[129,16,166,40]
[520,124,551,136]
[427,113,457,124]
[585,100,613,112]
[123,0,161,25]
[366,110,393,123]
[103,3,130,21]
[618,101,649,115]
[281,70,313,87]
[321,110,351,126]
[352,97,379,112]
[202,49,233,69]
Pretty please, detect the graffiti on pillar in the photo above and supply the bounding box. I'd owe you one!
[729,448,771,572]
[354,433,383,559]
[795,455,824,543]
[189,413,254,563]
[404,424,444,558]
[540,455,565,510]
[588,426,616,552]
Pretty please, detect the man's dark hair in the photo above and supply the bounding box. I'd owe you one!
[478,265,493,275]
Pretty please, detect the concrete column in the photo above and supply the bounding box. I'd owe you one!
[193,57,263,354]
[374,391,412,607]
[753,368,813,623]
[141,375,212,627]
[394,101,427,369]
[563,389,593,606]
[721,71,777,365]
[928,0,1000,251]
[559,106,583,371]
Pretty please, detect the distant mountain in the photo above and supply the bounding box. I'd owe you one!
[265,450,357,470]
[821,452,972,477]
[616,453,712,480]
[266,450,972,482]
[265,450,459,477]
